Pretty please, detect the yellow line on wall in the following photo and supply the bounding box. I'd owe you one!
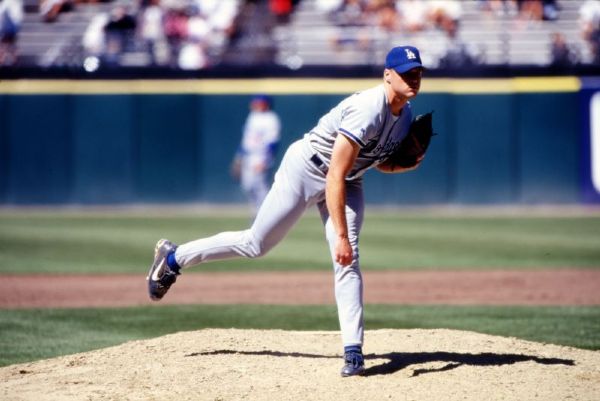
[421,77,581,93]
[0,79,379,94]
[0,77,580,94]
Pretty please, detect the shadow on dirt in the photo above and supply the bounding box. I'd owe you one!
[186,350,336,359]
[185,350,574,377]
[363,352,574,377]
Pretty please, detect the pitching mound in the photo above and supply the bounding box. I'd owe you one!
[1,329,599,401]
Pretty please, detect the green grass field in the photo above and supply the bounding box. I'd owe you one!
[1,208,600,273]
[1,305,599,367]
[0,208,599,367]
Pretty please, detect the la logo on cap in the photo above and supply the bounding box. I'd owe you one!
[405,48,416,60]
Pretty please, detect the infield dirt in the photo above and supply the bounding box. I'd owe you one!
[3,269,600,308]
[1,328,599,401]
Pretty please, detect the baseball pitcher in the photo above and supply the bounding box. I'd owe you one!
[147,45,434,377]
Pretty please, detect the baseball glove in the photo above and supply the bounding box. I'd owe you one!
[387,111,435,169]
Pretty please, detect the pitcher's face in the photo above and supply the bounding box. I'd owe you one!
[385,67,423,99]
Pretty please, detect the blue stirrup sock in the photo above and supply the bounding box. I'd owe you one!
[344,345,362,354]
[166,251,181,274]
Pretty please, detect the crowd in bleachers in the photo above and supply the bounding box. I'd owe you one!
[489,0,599,65]
[317,0,562,38]
[315,0,475,65]
[1,0,600,68]
[314,0,590,67]
[80,0,241,70]
[477,0,559,21]
[320,0,463,36]
[0,0,241,68]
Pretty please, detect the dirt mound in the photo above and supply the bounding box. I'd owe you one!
[1,329,599,401]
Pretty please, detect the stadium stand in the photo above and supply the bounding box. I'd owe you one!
[3,0,597,71]
[11,0,242,69]
[273,0,592,69]
[14,0,115,67]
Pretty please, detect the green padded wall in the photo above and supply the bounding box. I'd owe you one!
[0,88,582,205]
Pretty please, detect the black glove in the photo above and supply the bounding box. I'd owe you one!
[386,112,435,169]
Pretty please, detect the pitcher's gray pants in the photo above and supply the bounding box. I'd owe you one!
[175,138,365,347]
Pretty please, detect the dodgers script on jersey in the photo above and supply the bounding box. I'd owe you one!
[307,84,413,179]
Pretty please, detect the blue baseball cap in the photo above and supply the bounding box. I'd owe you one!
[252,94,272,106]
[385,46,423,74]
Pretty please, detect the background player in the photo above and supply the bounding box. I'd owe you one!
[230,94,281,214]
[147,45,426,377]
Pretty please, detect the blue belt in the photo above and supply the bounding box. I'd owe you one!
[310,154,328,174]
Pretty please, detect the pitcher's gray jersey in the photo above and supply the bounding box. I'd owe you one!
[307,84,413,179]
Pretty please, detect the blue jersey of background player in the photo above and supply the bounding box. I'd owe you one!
[231,95,281,213]
[148,45,426,377]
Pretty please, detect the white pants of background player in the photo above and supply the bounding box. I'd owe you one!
[175,137,365,348]
[240,158,270,213]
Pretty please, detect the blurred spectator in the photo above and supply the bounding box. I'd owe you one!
[541,0,559,21]
[477,0,518,17]
[176,7,211,69]
[330,0,369,27]
[82,11,108,57]
[198,0,236,31]
[138,0,168,65]
[372,0,400,33]
[580,0,600,64]
[478,0,558,20]
[104,5,136,34]
[515,0,544,21]
[438,17,479,69]
[270,0,297,24]
[396,0,428,33]
[428,0,462,36]
[178,40,207,69]
[104,4,136,62]
[511,0,559,22]
[163,5,188,65]
[549,31,577,67]
[329,0,371,50]
[195,0,240,46]
[0,0,23,65]
[314,0,344,14]
[40,0,74,22]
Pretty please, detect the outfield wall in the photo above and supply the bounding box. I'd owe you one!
[0,77,596,205]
